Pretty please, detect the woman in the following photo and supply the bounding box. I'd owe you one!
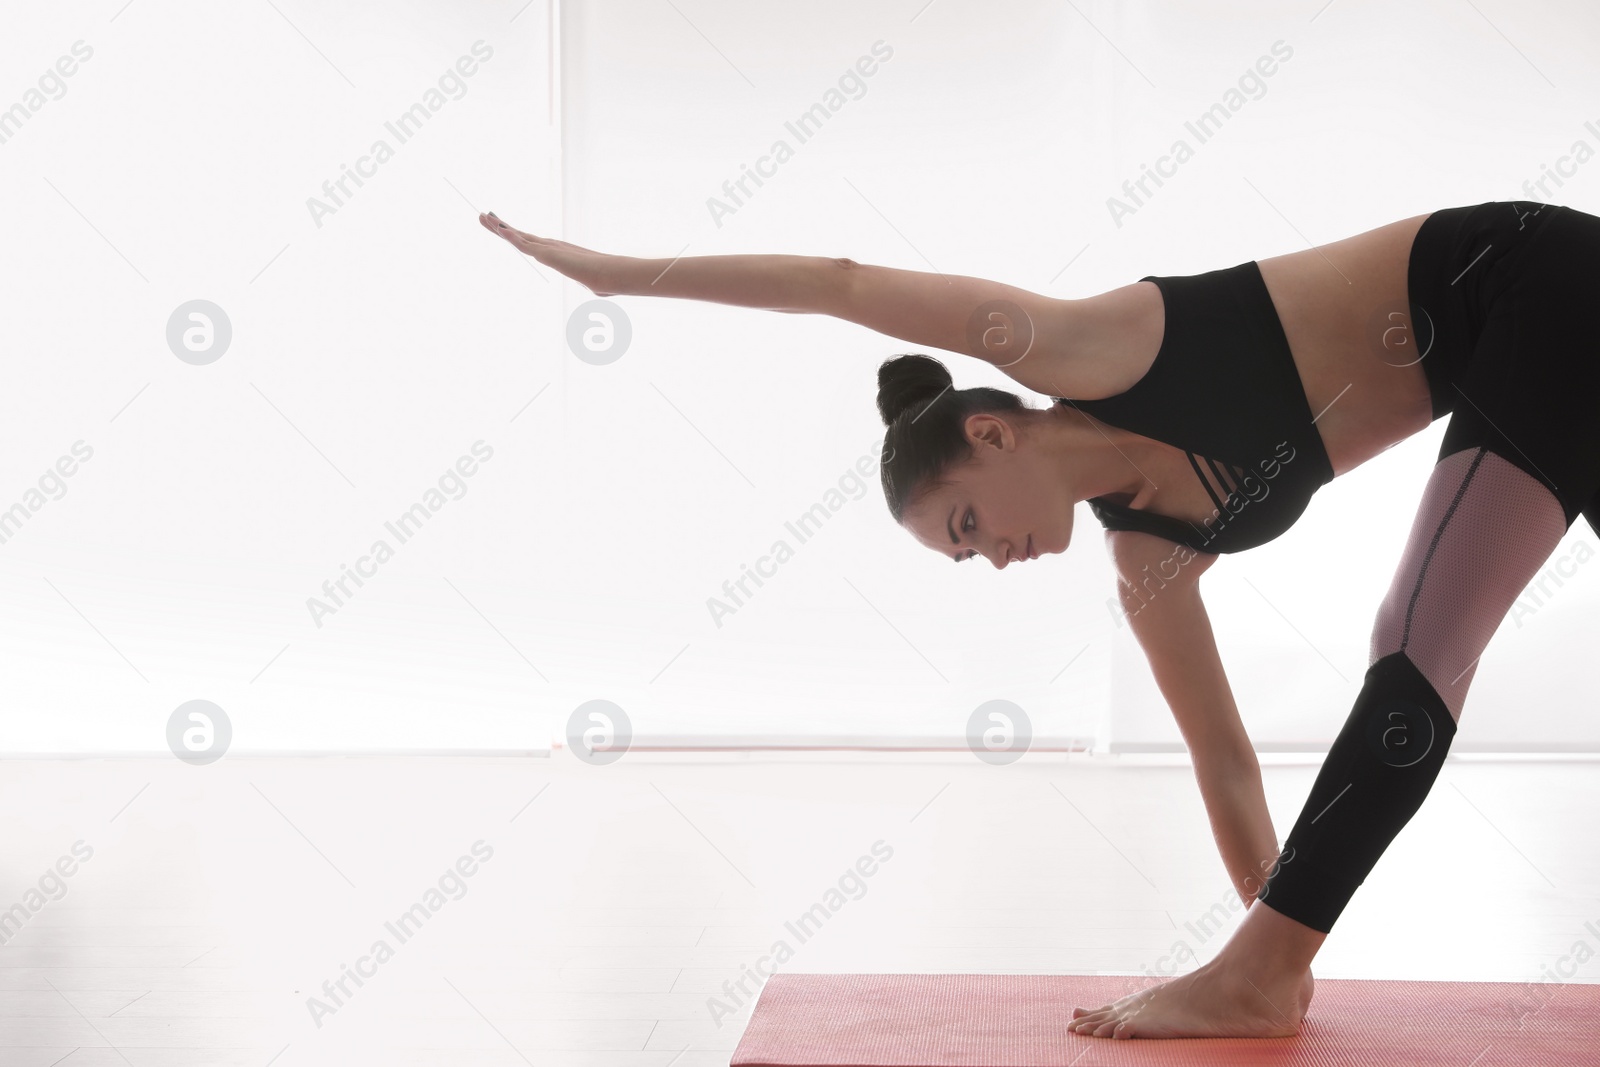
[480,203,1600,1038]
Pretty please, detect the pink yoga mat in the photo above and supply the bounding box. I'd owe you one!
[731,972,1599,1066]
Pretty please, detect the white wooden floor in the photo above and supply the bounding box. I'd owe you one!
[1,752,1596,1065]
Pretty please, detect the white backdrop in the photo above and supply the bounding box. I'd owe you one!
[3,0,1597,755]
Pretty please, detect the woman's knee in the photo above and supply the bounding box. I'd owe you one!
[1367,446,1566,719]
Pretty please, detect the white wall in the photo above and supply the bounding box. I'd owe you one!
[3,0,1597,754]
[1,0,560,753]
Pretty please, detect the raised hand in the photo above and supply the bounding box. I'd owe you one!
[478,212,620,294]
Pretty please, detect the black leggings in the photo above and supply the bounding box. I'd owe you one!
[1257,202,1600,933]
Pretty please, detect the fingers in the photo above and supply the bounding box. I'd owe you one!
[478,213,536,258]
[480,212,554,261]
[477,213,590,262]
[478,212,522,238]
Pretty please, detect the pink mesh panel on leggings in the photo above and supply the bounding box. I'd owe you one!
[1370,447,1568,722]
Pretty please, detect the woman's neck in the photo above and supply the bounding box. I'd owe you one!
[1043,401,1155,505]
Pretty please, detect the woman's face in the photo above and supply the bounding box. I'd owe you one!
[900,413,1075,568]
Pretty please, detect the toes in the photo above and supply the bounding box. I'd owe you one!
[1070,1009,1109,1032]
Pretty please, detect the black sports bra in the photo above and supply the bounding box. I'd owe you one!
[1052,261,1335,555]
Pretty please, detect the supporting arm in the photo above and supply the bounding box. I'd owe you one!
[1110,531,1285,905]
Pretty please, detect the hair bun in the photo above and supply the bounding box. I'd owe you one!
[876,353,954,426]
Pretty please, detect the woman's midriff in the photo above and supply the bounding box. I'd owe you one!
[1254,210,1436,478]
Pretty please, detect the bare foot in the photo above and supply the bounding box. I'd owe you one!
[1067,959,1314,1039]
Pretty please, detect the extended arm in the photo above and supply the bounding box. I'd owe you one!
[1109,532,1282,905]
[602,251,854,315]
[478,213,1080,387]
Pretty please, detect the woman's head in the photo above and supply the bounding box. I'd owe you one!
[877,353,1077,567]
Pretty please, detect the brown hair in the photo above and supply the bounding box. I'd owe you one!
[876,353,1026,524]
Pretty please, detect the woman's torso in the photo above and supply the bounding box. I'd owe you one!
[1073,211,1436,526]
